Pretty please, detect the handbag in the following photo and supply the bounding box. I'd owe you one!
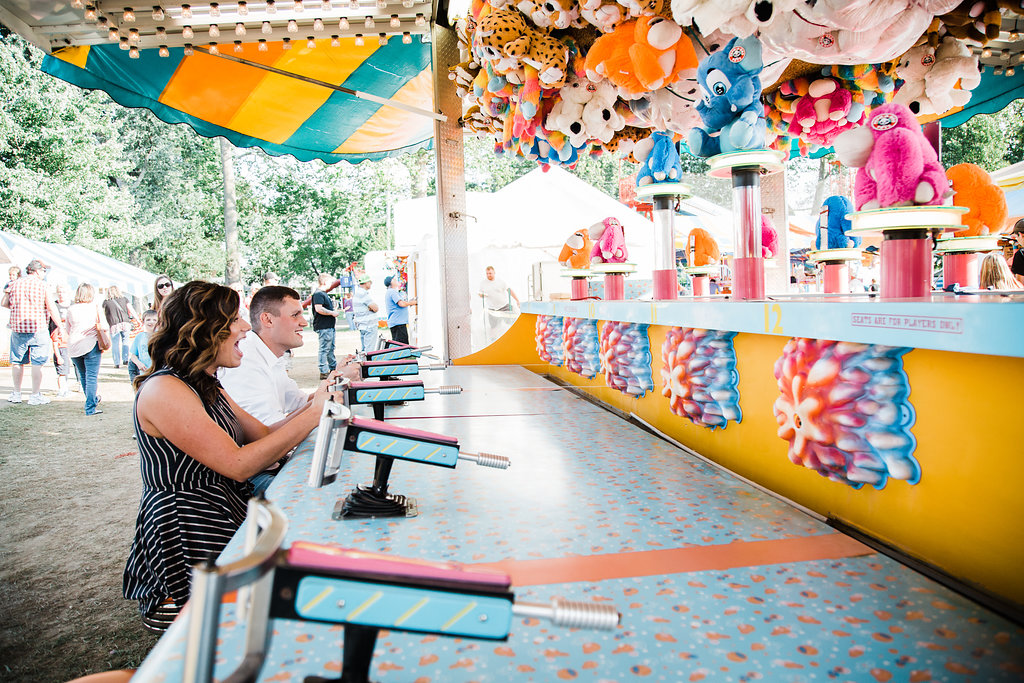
[96,323,111,352]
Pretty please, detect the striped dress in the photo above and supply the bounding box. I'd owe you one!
[122,369,252,623]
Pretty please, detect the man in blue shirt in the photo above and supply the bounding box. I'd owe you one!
[352,274,380,352]
[383,275,417,344]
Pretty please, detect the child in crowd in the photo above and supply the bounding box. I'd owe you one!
[129,310,158,385]
[50,313,70,398]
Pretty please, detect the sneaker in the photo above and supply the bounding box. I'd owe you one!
[7,391,22,403]
[320,372,329,380]
[88,409,103,415]
[27,393,51,406]
[56,389,69,398]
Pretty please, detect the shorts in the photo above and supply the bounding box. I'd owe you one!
[10,327,51,366]
[53,346,69,376]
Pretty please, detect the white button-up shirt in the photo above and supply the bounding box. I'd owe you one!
[219,333,307,425]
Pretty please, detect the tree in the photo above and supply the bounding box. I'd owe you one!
[941,113,1009,171]
[220,137,241,284]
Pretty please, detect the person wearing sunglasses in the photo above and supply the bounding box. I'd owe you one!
[152,276,174,313]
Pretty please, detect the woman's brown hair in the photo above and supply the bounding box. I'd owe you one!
[134,281,240,402]
[153,275,173,311]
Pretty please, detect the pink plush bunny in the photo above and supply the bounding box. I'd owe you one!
[590,217,629,263]
[761,215,779,258]
[832,102,948,211]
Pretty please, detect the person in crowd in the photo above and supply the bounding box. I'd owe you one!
[66,283,108,416]
[229,281,249,322]
[979,252,1023,290]
[51,284,73,397]
[152,275,174,312]
[352,274,380,352]
[220,285,359,493]
[4,265,21,293]
[128,310,158,385]
[384,274,416,344]
[103,285,140,369]
[312,273,340,379]
[123,281,338,632]
[1009,220,1024,287]
[2,259,62,405]
[478,265,519,313]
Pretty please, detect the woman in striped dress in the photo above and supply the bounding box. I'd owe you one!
[123,281,337,631]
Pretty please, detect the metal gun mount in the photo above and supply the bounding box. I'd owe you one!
[359,358,446,379]
[362,341,440,362]
[177,499,621,683]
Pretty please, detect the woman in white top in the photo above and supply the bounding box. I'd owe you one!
[66,283,109,416]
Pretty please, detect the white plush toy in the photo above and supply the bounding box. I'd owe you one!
[671,0,800,37]
[581,80,626,144]
[627,78,702,135]
[892,43,938,114]
[546,76,601,147]
[580,0,629,32]
[892,36,980,116]
[759,0,961,65]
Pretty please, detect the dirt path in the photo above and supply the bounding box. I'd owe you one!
[0,328,361,682]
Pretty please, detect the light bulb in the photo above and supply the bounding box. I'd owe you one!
[108,27,119,39]
[181,3,191,18]
[209,23,220,36]
[97,15,108,26]
[331,34,339,46]
[128,27,140,41]
[129,45,140,57]
[1002,49,1011,60]
[293,0,304,10]
[119,36,130,49]
[414,12,424,26]
[156,25,166,37]
[237,1,248,14]
[321,0,331,10]
[262,21,272,33]
[282,36,291,48]
[390,14,399,27]
[377,32,385,45]
[122,7,136,21]
[375,0,385,8]
[209,42,219,54]
[266,0,276,12]
[235,22,246,34]
[364,15,373,27]
[1008,67,1017,77]
[287,18,298,31]
[1011,31,1020,41]
[402,0,413,7]
[234,40,243,52]
[402,31,410,43]
[995,66,1004,75]
[354,33,363,45]
[339,16,349,28]
[84,5,97,20]
[151,6,164,20]
[982,47,992,58]
[1018,53,1024,63]
[182,25,194,38]
[183,43,193,54]
[307,36,316,48]
[313,17,324,30]
[258,38,268,50]
[71,0,83,8]
[158,44,170,56]
[210,2,220,16]
[349,0,358,7]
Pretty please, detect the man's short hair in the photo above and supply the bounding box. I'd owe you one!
[263,271,279,284]
[142,309,158,320]
[249,285,301,333]
[25,259,48,274]
[318,272,333,286]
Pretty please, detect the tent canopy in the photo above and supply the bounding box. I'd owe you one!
[0,230,162,299]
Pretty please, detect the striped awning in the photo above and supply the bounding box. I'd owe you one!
[41,37,435,164]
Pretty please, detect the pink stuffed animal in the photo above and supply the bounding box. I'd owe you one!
[761,215,779,258]
[832,102,948,211]
[787,77,863,147]
[590,217,629,263]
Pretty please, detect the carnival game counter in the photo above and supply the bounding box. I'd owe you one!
[132,366,1024,681]
[458,298,1024,612]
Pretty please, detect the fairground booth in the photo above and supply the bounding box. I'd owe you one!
[2,0,1023,680]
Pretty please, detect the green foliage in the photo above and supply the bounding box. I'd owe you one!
[941,113,1009,171]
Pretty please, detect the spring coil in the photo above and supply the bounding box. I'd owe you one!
[549,598,620,630]
[437,385,462,394]
[474,452,510,469]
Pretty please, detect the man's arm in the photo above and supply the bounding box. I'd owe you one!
[46,297,62,326]
[508,288,520,306]
[397,297,416,308]
[1,291,9,308]
[368,301,379,313]
[314,304,339,317]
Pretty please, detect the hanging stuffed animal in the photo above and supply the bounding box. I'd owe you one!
[687,227,720,266]
[474,8,571,89]
[546,74,603,147]
[787,77,864,147]
[892,36,980,116]
[580,81,627,144]
[635,131,684,186]
[761,215,780,259]
[580,0,630,32]
[584,15,699,97]
[627,75,702,134]
[516,0,583,29]
[814,195,860,250]
[559,228,594,268]
[688,35,767,157]
[670,0,802,38]
[938,0,1004,44]
[832,102,949,211]
[590,217,629,263]
[947,164,1009,237]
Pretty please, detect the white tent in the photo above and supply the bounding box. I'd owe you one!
[392,167,659,351]
[0,230,162,299]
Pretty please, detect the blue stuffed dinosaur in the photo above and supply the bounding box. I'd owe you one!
[688,36,767,158]
[635,131,683,186]
[814,195,861,250]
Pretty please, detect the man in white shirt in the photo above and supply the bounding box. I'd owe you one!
[478,266,519,340]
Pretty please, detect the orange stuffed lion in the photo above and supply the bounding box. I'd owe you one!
[559,229,594,269]
[584,16,698,96]
[947,163,1008,237]
[687,228,720,267]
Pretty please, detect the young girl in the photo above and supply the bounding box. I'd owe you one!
[128,310,158,385]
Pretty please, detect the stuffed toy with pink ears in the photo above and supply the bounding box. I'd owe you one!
[832,102,949,211]
[761,215,780,258]
[590,217,629,263]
